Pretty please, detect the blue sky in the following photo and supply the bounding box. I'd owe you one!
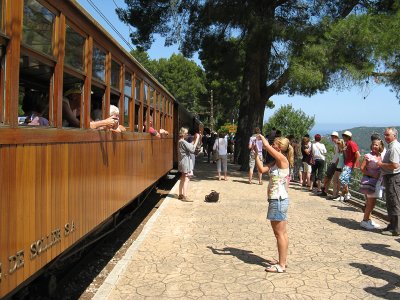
[77,0,400,132]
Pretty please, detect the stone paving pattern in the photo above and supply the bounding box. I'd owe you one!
[100,158,400,299]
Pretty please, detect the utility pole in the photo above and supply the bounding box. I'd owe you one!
[210,89,214,132]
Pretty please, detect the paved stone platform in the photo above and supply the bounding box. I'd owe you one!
[93,157,400,300]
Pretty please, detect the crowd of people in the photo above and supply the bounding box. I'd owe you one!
[177,126,400,274]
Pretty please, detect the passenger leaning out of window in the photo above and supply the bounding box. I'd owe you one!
[62,87,116,129]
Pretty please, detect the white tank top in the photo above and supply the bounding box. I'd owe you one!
[268,165,289,200]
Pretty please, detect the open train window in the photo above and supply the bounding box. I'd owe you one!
[62,73,83,128]
[90,84,105,121]
[92,45,106,82]
[18,53,54,127]
[110,92,120,113]
[22,0,55,57]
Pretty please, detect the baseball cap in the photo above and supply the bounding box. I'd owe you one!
[342,130,352,137]
[331,131,339,137]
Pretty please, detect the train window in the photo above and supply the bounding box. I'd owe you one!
[65,25,85,72]
[110,93,119,108]
[150,87,155,108]
[22,0,55,57]
[134,102,140,132]
[124,95,130,128]
[124,72,132,97]
[124,72,132,128]
[92,46,106,82]
[157,93,162,113]
[134,78,141,132]
[90,85,104,121]
[111,60,120,90]
[0,0,3,32]
[144,83,148,105]
[62,78,83,128]
[19,54,53,126]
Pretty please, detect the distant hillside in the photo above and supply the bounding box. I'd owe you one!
[327,126,400,153]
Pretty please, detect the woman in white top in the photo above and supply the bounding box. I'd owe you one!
[255,135,294,273]
[309,134,327,192]
[213,132,228,180]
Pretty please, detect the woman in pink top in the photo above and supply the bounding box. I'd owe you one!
[359,139,384,230]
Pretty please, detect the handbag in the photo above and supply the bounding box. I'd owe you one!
[205,190,219,202]
[212,139,220,161]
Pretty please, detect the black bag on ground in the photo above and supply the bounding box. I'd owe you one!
[205,190,219,202]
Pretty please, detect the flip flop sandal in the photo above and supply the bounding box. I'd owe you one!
[265,264,286,273]
[266,259,288,268]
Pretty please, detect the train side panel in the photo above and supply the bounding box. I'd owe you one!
[0,134,172,298]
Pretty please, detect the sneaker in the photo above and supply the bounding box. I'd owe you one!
[343,193,351,201]
[360,220,378,230]
[370,220,381,228]
[329,195,340,201]
[318,191,328,197]
[338,196,345,201]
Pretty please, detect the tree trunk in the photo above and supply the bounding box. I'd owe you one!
[236,25,272,171]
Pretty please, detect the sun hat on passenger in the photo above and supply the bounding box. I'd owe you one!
[64,87,81,97]
[342,130,352,138]
[331,131,339,137]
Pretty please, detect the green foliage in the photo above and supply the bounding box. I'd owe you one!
[199,37,244,128]
[118,1,400,168]
[263,104,315,139]
[130,50,207,114]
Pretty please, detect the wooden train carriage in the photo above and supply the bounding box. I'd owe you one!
[0,0,177,298]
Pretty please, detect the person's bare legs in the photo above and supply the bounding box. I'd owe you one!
[179,173,185,197]
[258,171,262,184]
[182,176,190,197]
[332,172,340,197]
[249,169,253,183]
[270,221,288,270]
[363,196,377,221]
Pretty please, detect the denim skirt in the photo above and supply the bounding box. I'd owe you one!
[267,198,289,221]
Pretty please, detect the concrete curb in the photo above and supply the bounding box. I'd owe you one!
[92,180,180,300]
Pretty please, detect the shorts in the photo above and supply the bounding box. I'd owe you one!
[302,161,312,173]
[249,153,263,170]
[325,163,336,179]
[267,198,289,221]
[339,166,352,186]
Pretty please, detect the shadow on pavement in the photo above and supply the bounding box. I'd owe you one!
[331,205,360,212]
[327,217,364,231]
[207,246,269,268]
[361,243,400,259]
[232,179,251,184]
[350,263,400,299]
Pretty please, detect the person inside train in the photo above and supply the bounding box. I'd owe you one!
[62,87,118,130]
[62,87,82,127]
[144,117,169,138]
[107,105,126,132]
[21,91,49,126]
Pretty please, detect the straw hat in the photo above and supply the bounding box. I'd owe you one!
[64,87,81,97]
